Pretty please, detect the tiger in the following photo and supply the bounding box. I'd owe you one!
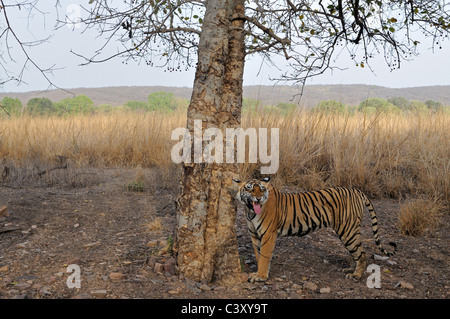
[233,177,397,283]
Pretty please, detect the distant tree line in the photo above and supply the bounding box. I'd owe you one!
[312,97,445,114]
[0,91,189,117]
[0,92,447,118]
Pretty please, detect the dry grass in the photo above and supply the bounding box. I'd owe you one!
[1,108,449,222]
[398,198,445,237]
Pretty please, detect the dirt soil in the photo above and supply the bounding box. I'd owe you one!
[0,167,448,299]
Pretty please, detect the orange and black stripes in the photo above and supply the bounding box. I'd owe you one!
[235,178,397,281]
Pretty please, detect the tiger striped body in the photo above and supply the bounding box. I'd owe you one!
[233,178,396,282]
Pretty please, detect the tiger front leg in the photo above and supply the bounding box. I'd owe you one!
[250,236,261,265]
[249,233,277,283]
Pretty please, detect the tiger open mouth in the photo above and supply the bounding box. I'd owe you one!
[247,199,263,215]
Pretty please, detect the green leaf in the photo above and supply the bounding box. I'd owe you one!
[389,27,395,33]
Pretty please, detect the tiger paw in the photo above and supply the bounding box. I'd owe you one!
[345,271,363,280]
[248,272,268,283]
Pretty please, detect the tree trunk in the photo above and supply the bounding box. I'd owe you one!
[175,0,245,285]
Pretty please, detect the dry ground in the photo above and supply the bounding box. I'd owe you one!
[0,167,448,299]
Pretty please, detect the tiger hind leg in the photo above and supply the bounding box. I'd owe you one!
[339,231,367,279]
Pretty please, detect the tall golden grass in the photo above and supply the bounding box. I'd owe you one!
[1,109,449,209]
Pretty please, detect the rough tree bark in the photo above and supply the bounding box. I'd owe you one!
[175,0,245,285]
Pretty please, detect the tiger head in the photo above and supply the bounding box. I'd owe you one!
[233,177,271,215]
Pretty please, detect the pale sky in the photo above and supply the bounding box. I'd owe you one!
[1,1,449,93]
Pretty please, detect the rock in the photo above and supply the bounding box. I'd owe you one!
[16,242,27,249]
[66,258,82,265]
[12,294,27,299]
[0,265,8,272]
[214,285,226,292]
[0,206,8,218]
[84,241,101,248]
[31,225,37,229]
[39,286,52,296]
[374,254,389,261]
[291,283,301,290]
[320,287,331,294]
[90,289,108,298]
[147,240,159,248]
[200,284,211,291]
[154,262,164,273]
[148,256,156,269]
[387,260,397,265]
[109,272,126,280]
[260,285,269,292]
[303,281,318,292]
[164,258,177,276]
[396,281,414,290]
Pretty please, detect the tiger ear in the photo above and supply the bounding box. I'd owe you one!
[260,177,270,183]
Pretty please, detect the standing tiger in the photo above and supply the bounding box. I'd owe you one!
[233,177,397,283]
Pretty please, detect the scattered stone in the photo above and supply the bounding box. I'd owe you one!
[90,289,108,298]
[291,283,301,290]
[374,254,389,261]
[214,285,226,292]
[164,258,177,276]
[154,262,164,273]
[395,281,414,290]
[168,288,182,295]
[16,242,27,249]
[260,285,269,292]
[147,240,159,248]
[148,256,156,269]
[12,294,27,299]
[320,287,331,294]
[39,286,52,296]
[271,283,280,291]
[387,260,397,266]
[84,241,101,248]
[109,272,126,280]
[303,281,318,292]
[0,206,8,218]
[200,284,211,291]
[276,291,289,298]
[31,225,37,229]
[74,223,80,228]
[0,265,8,272]
[67,258,82,265]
